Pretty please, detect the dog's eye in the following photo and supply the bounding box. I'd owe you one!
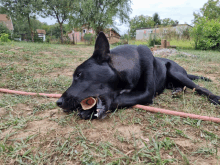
[76,72,82,78]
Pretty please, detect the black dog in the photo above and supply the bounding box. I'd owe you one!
[57,32,220,119]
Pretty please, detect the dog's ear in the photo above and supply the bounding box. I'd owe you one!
[93,32,110,63]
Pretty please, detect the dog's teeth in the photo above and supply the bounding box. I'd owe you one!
[94,113,98,117]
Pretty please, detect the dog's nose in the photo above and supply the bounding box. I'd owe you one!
[56,97,63,107]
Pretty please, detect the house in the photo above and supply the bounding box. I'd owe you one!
[136,24,192,40]
[105,28,121,44]
[0,14,14,31]
[68,27,121,44]
[36,29,46,41]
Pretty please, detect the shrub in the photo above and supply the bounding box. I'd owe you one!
[190,17,220,50]
[148,33,161,47]
[0,23,10,36]
[46,36,51,43]
[0,33,10,42]
[83,33,95,45]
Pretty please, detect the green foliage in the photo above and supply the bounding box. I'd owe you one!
[161,18,179,26]
[0,23,10,35]
[83,33,95,45]
[190,17,220,50]
[41,0,76,43]
[0,6,7,14]
[129,15,155,38]
[46,36,51,43]
[70,0,131,35]
[120,33,130,41]
[129,13,179,38]
[0,33,10,42]
[14,18,44,36]
[48,23,67,39]
[148,33,161,47]
[193,0,220,23]
[153,13,161,25]
[1,0,42,42]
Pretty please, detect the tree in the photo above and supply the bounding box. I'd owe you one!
[71,0,132,35]
[41,22,50,35]
[193,0,220,23]
[41,0,75,43]
[152,13,161,26]
[49,23,68,39]
[190,17,220,50]
[0,0,42,42]
[0,5,7,14]
[161,18,179,26]
[129,15,155,38]
[8,16,45,40]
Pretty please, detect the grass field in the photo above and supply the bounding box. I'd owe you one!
[0,41,220,164]
[130,39,195,50]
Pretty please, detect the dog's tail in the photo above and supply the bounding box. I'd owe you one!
[187,74,212,82]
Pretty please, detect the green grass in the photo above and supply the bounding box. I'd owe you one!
[129,39,195,50]
[0,41,220,164]
[170,39,194,49]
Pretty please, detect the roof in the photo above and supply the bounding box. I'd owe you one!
[109,28,121,37]
[36,29,46,34]
[136,24,192,31]
[0,14,14,30]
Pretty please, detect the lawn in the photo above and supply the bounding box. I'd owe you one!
[0,41,220,164]
[129,39,195,50]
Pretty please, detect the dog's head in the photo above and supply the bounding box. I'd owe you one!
[56,32,120,119]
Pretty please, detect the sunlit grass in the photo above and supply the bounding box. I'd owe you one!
[170,39,195,50]
[129,39,195,50]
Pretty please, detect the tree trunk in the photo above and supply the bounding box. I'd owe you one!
[27,15,34,42]
[59,23,64,44]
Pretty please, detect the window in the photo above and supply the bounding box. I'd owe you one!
[83,29,86,33]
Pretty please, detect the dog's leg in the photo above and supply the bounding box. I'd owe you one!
[112,82,156,108]
[187,74,211,82]
[168,69,220,105]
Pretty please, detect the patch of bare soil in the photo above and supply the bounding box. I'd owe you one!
[1,108,69,140]
[39,51,53,55]
[0,108,7,117]
[7,47,24,53]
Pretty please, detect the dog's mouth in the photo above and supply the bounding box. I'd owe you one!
[79,97,107,119]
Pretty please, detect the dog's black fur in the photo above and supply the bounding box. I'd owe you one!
[57,32,220,119]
